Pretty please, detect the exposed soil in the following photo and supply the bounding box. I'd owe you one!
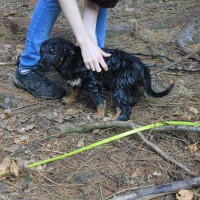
[0,1,200,200]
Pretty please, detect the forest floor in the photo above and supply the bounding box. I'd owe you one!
[0,0,200,199]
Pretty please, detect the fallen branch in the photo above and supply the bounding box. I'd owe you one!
[107,176,200,200]
[131,52,174,62]
[58,121,199,176]
[152,50,200,75]
[58,121,200,136]
[145,63,200,72]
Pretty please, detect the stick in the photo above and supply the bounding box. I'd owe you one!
[0,62,16,66]
[152,50,200,75]
[59,121,200,135]
[108,176,200,200]
[145,63,200,72]
[131,53,174,62]
[136,132,194,176]
[58,121,199,176]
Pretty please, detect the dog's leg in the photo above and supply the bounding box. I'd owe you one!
[62,86,79,104]
[87,81,106,119]
[96,101,106,119]
[112,88,133,121]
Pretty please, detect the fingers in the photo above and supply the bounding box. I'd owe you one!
[101,50,111,58]
[85,61,102,72]
[84,51,111,72]
[80,40,112,72]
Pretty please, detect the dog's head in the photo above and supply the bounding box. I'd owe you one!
[39,37,75,71]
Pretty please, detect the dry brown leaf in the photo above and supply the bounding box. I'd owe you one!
[105,190,113,197]
[92,129,100,134]
[14,135,29,144]
[131,168,143,178]
[176,189,193,200]
[189,107,198,115]
[183,113,192,121]
[77,140,85,148]
[10,160,19,177]
[188,143,198,153]
[0,157,11,174]
[0,113,7,120]
[4,109,13,117]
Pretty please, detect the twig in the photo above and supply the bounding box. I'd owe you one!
[145,63,200,72]
[136,132,194,176]
[19,173,32,194]
[152,50,200,75]
[132,53,174,62]
[10,135,54,157]
[108,176,200,200]
[37,171,61,185]
[0,62,16,66]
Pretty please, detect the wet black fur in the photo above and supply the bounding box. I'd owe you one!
[39,37,173,121]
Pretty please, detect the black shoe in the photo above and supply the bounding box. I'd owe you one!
[12,67,66,100]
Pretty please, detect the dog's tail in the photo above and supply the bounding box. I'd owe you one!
[143,68,174,98]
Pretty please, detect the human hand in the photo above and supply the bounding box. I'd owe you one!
[79,39,111,72]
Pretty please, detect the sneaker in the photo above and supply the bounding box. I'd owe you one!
[12,67,66,100]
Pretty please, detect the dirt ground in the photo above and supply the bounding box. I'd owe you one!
[0,1,200,200]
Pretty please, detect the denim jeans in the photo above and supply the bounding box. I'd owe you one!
[20,0,108,69]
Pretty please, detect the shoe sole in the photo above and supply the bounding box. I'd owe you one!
[12,75,65,100]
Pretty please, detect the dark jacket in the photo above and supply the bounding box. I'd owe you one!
[89,0,119,8]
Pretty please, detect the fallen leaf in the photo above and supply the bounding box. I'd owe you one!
[0,113,7,120]
[189,107,198,115]
[0,157,11,174]
[188,143,198,153]
[92,129,100,134]
[153,171,162,176]
[105,190,113,197]
[14,135,29,144]
[77,140,85,148]
[4,109,13,117]
[10,160,19,177]
[182,113,192,121]
[131,168,142,178]
[176,189,193,200]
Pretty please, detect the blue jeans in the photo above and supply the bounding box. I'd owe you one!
[20,0,108,69]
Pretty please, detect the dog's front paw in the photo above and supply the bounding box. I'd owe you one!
[62,88,79,104]
[96,102,106,120]
[61,96,76,104]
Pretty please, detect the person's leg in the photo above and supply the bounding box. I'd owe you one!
[19,0,62,70]
[13,0,66,99]
[96,8,108,48]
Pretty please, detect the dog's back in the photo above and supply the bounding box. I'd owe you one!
[102,48,173,98]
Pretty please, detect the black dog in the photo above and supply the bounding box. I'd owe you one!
[39,37,173,121]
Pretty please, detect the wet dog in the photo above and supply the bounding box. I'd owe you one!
[39,37,173,121]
